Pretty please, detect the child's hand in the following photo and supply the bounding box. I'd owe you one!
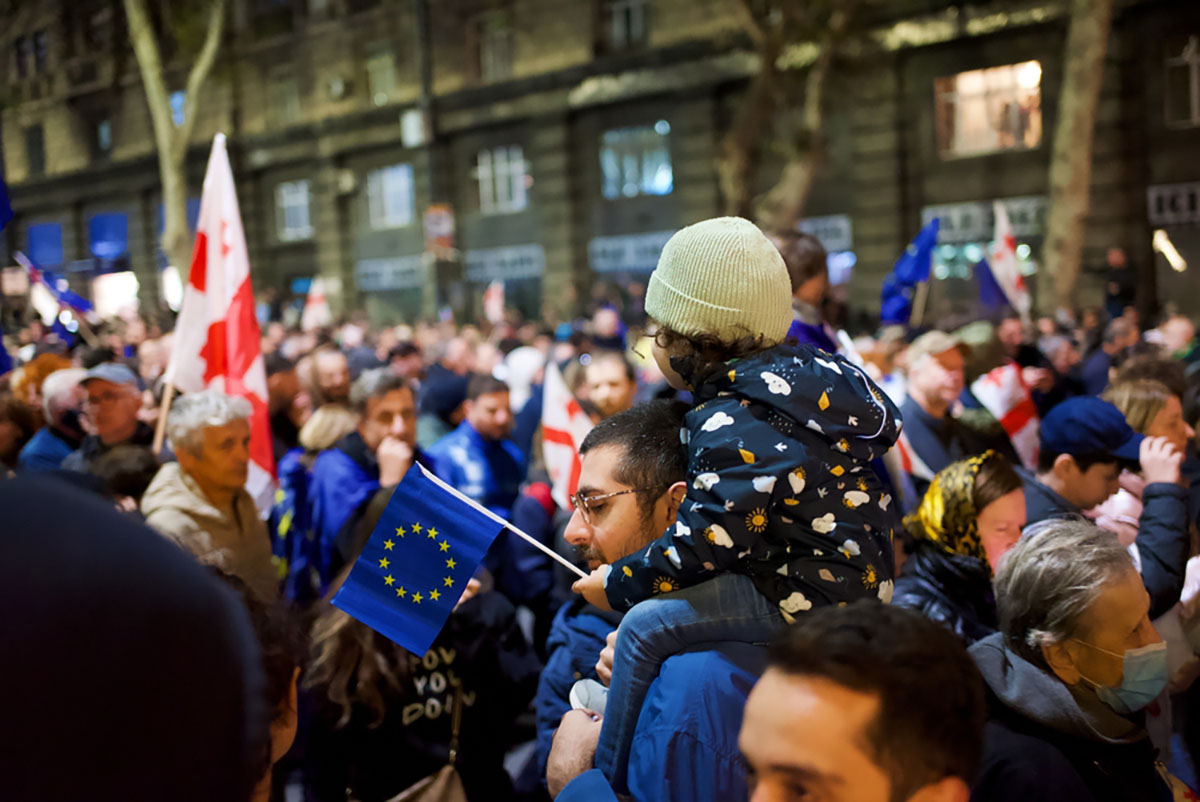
[572,566,613,612]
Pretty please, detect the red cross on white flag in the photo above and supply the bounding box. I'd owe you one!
[165,134,275,510]
[990,201,1032,323]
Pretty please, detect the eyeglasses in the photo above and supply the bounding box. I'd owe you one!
[568,487,652,523]
[86,390,129,407]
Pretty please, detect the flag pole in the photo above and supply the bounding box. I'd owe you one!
[911,279,931,328]
[152,382,175,455]
[417,462,588,579]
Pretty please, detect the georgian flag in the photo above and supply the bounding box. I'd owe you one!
[541,360,594,510]
[165,134,275,510]
[990,201,1032,322]
[971,361,1040,471]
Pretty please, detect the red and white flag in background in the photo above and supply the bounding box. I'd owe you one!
[990,201,1032,323]
[301,276,332,332]
[542,360,594,510]
[971,362,1040,470]
[165,133,275,510]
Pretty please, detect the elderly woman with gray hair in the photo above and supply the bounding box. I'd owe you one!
[970,518,1189,801]
[141,390,277,599]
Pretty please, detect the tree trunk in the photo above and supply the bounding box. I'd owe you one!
[717,47,780,219]
[123,0,227,290]
[1041,0,1114,313]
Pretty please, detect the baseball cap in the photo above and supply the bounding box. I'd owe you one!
[906,330,971,366]
[1039,396,1143,462]
[81,362,143,390]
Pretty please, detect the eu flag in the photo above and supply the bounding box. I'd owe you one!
[892,217,940,286]
[332,462,506,656]
[0,173,12,233]
[975,258,1010,311]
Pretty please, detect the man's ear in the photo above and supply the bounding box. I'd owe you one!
[662,481,688,526]
[1052,453,1077,480]
[905,776,971,802]
[1041,639,1082,685]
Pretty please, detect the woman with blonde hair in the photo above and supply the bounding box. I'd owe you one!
[269,404,361,603]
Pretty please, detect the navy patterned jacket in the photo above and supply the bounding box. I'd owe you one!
[603,344,904,617]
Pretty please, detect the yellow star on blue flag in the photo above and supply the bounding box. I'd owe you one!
[332,463,506,655]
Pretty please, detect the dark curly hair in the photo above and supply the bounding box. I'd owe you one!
[653,325,775,386]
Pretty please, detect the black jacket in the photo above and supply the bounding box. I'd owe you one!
[305,591,541,802]
[1018,468,1189,620]
[970,634,1172,802]
[892,543,996,645]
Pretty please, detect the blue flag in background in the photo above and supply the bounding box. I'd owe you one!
[0,173,12,233]
[892,218,940,285]
[333,462,506,656]
[975,258,1011,311]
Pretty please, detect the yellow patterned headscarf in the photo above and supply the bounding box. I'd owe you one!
[903,451,997,565]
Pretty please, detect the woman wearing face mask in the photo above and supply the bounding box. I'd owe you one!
[1092,378,1199,766]
[892,451,1027,644]
[972,519,1190,802]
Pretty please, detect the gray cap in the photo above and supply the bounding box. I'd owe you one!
[81,362,143,390]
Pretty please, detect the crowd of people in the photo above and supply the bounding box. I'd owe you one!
[3,214,1200,802]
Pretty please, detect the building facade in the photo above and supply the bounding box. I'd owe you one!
[2,0,1199,326]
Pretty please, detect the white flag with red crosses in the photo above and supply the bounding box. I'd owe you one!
[165,134,275,511]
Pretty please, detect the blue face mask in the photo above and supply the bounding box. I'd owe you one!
[1075,640,1169,715]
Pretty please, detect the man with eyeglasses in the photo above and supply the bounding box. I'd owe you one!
[539,400,767,801]
[62,363,157,475]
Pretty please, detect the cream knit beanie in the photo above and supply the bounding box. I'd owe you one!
[645,216,792,343]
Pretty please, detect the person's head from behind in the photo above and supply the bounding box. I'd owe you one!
[389,341,424,380]
[213,571,306,800]
[904,332,967,414]
[265,353,300,415]
[564,400,689,570]
[0,475,267,802]
[740,602,985,802]
[996,312,1024,358]
[464,374,512,441]
[1103,317,1139,354]
[584,350,638,419]
[1036,396,1142,510]
[0,395,39,468]
[771,230,828,308]
[81,363,143,445]
[312,346,351,404]
[1105,379,1194,457]
[995,518,1162,711]
[645,217,792,389]
[91,444,160,512]
[40,367,86,434]
[169,390,253,495]
[351,369,415,453]
[298,403,360,454]
[440,337,476,375]
[1038,334,1079,376]
[906,451,1025,572]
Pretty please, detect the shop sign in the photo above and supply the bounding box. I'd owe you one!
[588,230,674,273]
[797,214,853,252]
[464,244,544,282]
[1148,182,1200,226]
[355,255,428,291]
[921,196,1047,243]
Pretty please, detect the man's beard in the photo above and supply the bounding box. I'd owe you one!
[575,511,659,570]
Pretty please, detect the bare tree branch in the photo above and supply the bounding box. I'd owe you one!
[732,0,770,50]
[175,0,227,164]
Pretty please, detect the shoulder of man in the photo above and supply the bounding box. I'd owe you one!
[973,717,1095,802]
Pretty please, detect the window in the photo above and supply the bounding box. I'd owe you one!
[366,45,396,107]
[366,164,414,229]
[32,30,48,74]
[475,11,513,83]
[276,180,313,241]
[602,0,648,51]
[170,91,186,127]
[96,119,112,157]
[1166,36,1200,128]
[25,125,45,177]
[934,61,1042,158]
[14,36,30,79]
[475,145,528,215]
[600,121,673,199]
[271,75,301,126]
